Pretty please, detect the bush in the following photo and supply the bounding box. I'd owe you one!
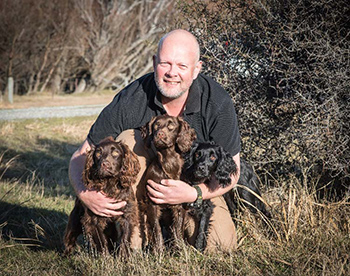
[177,0,350,190]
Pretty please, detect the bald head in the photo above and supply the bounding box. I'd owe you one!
[157,29,201,62]
[153,29,202,101]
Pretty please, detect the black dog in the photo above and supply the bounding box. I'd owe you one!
[181,141,238,252]
[182,142,271,251]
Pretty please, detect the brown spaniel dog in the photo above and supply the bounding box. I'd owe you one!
[140,115,196,251]
[63,137,140,257]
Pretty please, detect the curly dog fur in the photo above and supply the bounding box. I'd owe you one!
[63,137,140,257]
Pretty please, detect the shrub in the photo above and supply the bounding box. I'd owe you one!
[177,0,350,190]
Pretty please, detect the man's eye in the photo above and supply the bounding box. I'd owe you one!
[159,62,169,67]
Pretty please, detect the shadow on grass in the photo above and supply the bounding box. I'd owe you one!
[0,201,68,252]
[0,138,81,197]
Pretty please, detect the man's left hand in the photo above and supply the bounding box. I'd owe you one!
[146,179,197,205]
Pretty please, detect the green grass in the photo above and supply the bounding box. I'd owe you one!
[0,116,349,275]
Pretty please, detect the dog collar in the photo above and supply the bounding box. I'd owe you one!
[189,185,203,208]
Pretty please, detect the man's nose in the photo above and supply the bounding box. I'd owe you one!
[166,65,178,77]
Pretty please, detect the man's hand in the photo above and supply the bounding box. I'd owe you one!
[78,189,126,217]
[146,179,197,205]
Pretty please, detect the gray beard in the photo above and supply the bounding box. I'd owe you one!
[154,73,187,99]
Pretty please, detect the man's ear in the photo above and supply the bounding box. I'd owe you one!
[153,55,158,71]
[193,60,202,80]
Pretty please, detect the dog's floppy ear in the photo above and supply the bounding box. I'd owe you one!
[214,146,238,187]
[82,144,97,189]
[176,117,197,153]
[119,142,141,187]
[183,142,199,170]
[141,117,157,149]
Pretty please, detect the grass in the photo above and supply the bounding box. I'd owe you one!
[0,116,349,275]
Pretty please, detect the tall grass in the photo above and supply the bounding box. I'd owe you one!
[0,117,349,275]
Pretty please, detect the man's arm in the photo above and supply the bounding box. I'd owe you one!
[69,138,126,217]
[146,153,240,204]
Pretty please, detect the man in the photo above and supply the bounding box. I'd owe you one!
[69,29,241,251]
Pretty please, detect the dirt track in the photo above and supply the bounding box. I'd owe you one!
[0,104,106,121]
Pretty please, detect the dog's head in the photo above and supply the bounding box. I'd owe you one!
[141,115,197,153]
[183,141,237,188]
[84,136,140,189]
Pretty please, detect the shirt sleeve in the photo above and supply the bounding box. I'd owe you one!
[208,95,241,156]
[87,93,126,146]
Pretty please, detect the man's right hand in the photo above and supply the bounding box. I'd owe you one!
[78,189,126,217]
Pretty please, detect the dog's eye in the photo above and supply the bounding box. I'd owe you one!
[195,152,201,159]
[95,151,101,158]
[210,154,216,161]
[111,150,119,157]
[153,122,160,130]
[168,123,175,130]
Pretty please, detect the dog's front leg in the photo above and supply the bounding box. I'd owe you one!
[171,206,186,248]
[147,205,164,252]
[63,200,84,255]
[195,201,214,252]
[118,218,134,258]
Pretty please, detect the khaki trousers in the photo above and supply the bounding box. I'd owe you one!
[116,129,237,252]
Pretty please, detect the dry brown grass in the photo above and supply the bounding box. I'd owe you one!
[0,116,349,275]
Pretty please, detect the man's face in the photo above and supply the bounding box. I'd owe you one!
[153,42,202,99]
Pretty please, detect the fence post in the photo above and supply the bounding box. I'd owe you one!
[7,77,14,104]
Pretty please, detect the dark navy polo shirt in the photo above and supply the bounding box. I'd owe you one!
[87,73,241,156]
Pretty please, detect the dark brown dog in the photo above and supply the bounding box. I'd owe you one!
[140,115,196,251]
[63,137,140,257]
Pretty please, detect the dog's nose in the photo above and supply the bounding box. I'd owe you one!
[156,131,165,139]
[198,165,207,174]
[101,160,111,170]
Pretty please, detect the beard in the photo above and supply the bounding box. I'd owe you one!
[154,71,191,99]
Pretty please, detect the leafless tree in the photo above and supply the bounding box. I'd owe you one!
[0,0,77,95]
[70,0,175,92]
[0,0,175,96]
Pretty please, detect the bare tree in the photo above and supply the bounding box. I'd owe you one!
[0,0,77,95]
[72,0,174,92]
[0,0,175,96]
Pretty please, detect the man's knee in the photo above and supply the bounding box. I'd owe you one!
[185,196,237,252]
[206,196,237,252]
[115,129,154,249]
[116,129,154,190]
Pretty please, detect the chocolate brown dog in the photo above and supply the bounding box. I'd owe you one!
[140,115,196,251]
[63,137,140,257]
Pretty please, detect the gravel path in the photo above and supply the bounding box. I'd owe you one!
[0,104,106,121]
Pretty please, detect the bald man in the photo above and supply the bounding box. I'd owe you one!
[69,29,241,252]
